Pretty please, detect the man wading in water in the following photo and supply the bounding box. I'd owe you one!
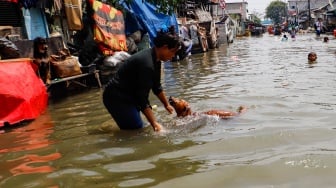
[103,26,187,132]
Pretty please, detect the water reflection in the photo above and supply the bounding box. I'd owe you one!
[0,113,54,153]
[0,112,61,186]
[43,134,203,187]
[8,153,61,175]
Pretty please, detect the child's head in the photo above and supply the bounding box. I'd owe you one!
[323,37,329,43]
[33,37,48,58]
[308,52,317,62]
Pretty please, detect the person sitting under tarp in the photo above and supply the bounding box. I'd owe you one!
[32,37,51,84]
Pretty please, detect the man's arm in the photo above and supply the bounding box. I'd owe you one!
[142,107,162,131]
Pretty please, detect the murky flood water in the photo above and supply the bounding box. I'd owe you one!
[1,33,336,187]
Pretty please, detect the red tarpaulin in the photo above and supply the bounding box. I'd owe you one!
[0,58,48,127]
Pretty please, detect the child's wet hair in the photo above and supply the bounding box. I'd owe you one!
[308,52,317,62]
[323,37,329,43]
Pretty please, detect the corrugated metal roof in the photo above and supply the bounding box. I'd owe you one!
[310,0,332,9]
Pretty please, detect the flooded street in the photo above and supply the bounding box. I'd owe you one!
[1,33,336,187]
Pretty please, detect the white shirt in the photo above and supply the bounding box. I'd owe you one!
[315,21,322,31]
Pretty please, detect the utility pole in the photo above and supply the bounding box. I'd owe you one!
[308,0,311,26]
[296,1,298,25]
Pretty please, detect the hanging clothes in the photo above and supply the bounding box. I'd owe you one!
[19,0,38,9]
[63,0,83,30]
[36,0,52,9]
[53,0,62,15]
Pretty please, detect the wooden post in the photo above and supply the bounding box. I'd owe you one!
[308,0,311,27]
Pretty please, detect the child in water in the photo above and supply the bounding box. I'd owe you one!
[308,52,317,63]
[281,34,288,41]
[290,30,296,40]
[323,36,329,43]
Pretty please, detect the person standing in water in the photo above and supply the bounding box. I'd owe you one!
[103,26,185,132]
[314,18,324,37]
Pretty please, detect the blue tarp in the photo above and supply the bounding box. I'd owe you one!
[261,19,274,26]
[22,7,49,40]
[120,0,178,45]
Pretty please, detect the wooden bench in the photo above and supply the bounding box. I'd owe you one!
[48,70,102,89]
[13,36,103,90]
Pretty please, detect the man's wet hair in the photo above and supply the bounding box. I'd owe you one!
[153,26,180,49]
[153,25,188,60]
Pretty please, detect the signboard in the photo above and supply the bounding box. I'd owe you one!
[90,0,127,55]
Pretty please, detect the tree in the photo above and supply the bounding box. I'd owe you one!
[250,9,264,21]
[265,0,287,25]
[146,0,183,14]
[106,0,185,15]
[250,14,261,24]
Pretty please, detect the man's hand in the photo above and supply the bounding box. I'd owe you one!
[165,104,174,114]
[152,122,162,132]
